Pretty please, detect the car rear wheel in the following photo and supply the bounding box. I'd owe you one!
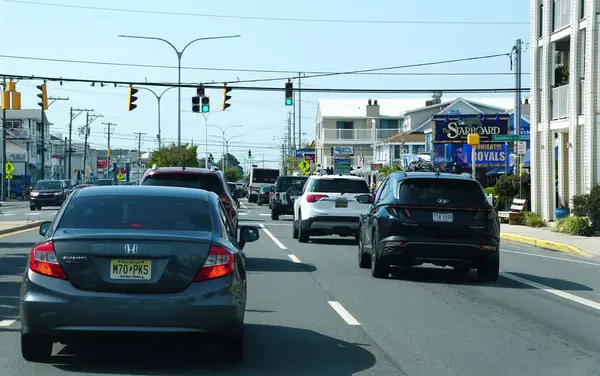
[477,254,500,283]
[292,219,299,239]
[21,333,53,362]
[358,233,371,269]
[29,205,35,211]
[271,210,279,220]
[298,215,309,243]
[370,233,389,278]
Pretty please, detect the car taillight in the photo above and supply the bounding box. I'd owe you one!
[219,194,231,206]
[475,209,495,220]
[386,205,413,218]
[368,194,374,203]
[29,241,67,280]
[193,245,235,282]
[306,194,328,203]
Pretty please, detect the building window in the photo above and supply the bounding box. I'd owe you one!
[379,119,398,139]
[580,0,585,19]
[539,3,544,38]
[336,121,353,140]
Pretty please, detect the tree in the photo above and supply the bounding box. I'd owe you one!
[224,167,242,182]
[216,153,240,170]
[146,144,200,168]
[285,155,299,173]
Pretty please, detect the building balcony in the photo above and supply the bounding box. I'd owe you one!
[552,84,570,120]
[553,0,571,32]
[5,128,30,139]
[322,156,363,168]
[320,128,400,144]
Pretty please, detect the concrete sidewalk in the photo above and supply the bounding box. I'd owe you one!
[501,223,600,259]
[0,220,45,236]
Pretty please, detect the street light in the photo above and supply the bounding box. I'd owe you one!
[208,134,245,170]
[133,86,176,148]
[118,34,241,146]
[207,124,243,169]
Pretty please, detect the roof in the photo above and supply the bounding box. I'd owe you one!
[386,133,425,143]
[4,109,52,124]
[76,185,213,200]
[316,97,515,119]
[389,171,475,181]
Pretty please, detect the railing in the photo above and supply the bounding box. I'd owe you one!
[552,84,570,120]
[553,0,571,32]
[374,128,400,140]
[322,156,363,168]
[322,128,371,142]
[5,128,30,139]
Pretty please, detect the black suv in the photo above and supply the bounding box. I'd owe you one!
[270,176,308,220]
[357,171,500,283]
[29,180,68,210]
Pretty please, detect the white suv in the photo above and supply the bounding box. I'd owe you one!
[292,175,373,243]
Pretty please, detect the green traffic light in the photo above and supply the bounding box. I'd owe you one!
[285,98,293,106]
[201,105,210,113]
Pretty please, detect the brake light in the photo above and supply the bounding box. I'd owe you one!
[475,209,495,220]
[386,205,412,218]
[29,241,67,280]
[193,245,235,282]
[368,194,374,203]
[306,194,328,203]
[219,194,231,206]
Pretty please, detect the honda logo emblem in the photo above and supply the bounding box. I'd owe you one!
[124,244,138,254]
[437,198,450,204]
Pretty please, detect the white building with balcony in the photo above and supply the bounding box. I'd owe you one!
[529,0,599,220]
[3,109,52,181]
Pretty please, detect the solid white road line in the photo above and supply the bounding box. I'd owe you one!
[238,213,248,216]
[25,213,41,216]
[259,213,270,216]
[0,319,16,327]
[241,204,248,209]
[502,249,600,267]
[327,301,361,326]
[501,272,600,312]
[259,223,287,250]
[288,254,302,263]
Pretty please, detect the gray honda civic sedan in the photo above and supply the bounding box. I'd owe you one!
[19,185,259,363]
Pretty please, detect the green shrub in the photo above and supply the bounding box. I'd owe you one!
[553,216,591,236]
[571,184,600,235]
[483,187,494,195]
[493,173,531,210]
[522,211,546,228]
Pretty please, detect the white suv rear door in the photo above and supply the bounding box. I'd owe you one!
[308,178,371,217]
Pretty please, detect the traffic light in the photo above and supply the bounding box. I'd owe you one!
[221,84,232,111]
[208,153,214,164]
[248,150,252,159]
[37,82,48,110]
[197,85,205,97]
[201,96,210,113]
[127,86,138,111]
[192,96,201,113]
[285,80,293,106]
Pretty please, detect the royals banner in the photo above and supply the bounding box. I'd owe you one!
[433,143,507,169]
[433,114,510,144]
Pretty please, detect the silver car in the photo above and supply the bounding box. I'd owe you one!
[20,185,259,363]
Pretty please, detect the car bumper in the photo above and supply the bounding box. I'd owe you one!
[30,197,64,206]
[301,216,360,234]
[257,195,269,202]
[377,235,499,266]
[20,270,245,339]
[272,202,293,214]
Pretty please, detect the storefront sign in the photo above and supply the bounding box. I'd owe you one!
[433,114,510,144]
[433,143,507,169]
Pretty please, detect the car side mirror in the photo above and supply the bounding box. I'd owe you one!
[238,226,260,250]
[356,194,374,204]
[39,221,52,236]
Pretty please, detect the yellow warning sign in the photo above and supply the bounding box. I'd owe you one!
[298,159,310,171]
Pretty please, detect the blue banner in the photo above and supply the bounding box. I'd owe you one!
[433,114,511,144]
[433,143,507,169]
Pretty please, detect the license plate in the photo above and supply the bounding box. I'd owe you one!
[432,212,453,223]
[110,259,151,280]
[335,200,348,208]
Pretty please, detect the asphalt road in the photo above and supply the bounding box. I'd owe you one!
[0,199,598,375]
[0,201,59,222]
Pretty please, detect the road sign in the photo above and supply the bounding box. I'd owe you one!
[517,141,527,155]
[492,134,520,142]
[298,159,310,171]
[5,161,15,175]
[116,172,124,182]
[5,174,12,180]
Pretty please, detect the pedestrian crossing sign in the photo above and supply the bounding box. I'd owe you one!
[298,159,310,171]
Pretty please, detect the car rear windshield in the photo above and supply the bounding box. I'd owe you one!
[58,195,212,231]
[260,185,272,192]
[308,178,369,193]
[92,179,114,186]
[276,177,307,192]
[398,178,487,207]
[34,181,62,190]
[142,173,225,195]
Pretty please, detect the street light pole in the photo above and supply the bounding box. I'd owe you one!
[118,34,241,147]
[208,134,245,170]
[207,124,242,169]
[133,86,176,148]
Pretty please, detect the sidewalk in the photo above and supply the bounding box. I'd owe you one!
[0,220,45,236]
[501,223,600,259]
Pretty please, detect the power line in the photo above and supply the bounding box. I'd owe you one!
[0,73,530,93]
[0,54,530,78]
[6,0,529,25]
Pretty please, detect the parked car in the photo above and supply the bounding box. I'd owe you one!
[20,185,259,363]
[29,180,69,211]
[357,171,500,282]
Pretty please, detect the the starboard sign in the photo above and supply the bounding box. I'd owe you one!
[433,114,510,144]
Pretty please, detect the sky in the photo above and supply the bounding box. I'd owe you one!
[0,0,531,169]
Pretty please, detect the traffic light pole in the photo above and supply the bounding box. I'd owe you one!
[40,106,45,180]
[1,77,6,201]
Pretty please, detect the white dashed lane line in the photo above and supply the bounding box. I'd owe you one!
[259,213,270,216]
[288,254,302,263]
[0,319,17,327]
[259,224,287,250]
[328,301,361,326]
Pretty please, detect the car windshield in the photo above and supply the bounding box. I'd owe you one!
[34,181,62,190]
[277,177,307,192]
[309,178,369,193]
[58,195,212,231]
[62,180,74,188]
[398,178,487,207]
[142,173,225,195]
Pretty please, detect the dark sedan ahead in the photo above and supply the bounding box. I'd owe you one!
[20,185,259,363]
[29,180,68,210]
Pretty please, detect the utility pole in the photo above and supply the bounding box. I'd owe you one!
[134,132,146,183]
[63,137,68,178]
[102,122,116,180]
[287,111,292,158]
[68,107,93,180]
[81,113,103,182]
[513,39,523,197]
[281,144,286,174]
[297,72,302,149]
[262,154,265,168]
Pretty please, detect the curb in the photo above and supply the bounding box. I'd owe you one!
[0,221,45,236]
[500,232,594,258]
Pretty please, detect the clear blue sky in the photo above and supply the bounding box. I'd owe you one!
[0,0,530,168]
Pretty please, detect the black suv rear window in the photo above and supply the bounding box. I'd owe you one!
[58,195,212,231]
[276,177,308,192]
[398,178,487,207]
[142,173,225,195]
[309,178,369,193]
[34,181,62,190]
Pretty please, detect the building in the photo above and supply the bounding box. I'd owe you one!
[2,109,52,181]
[49,134,67,179]
[529,0,598,220]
